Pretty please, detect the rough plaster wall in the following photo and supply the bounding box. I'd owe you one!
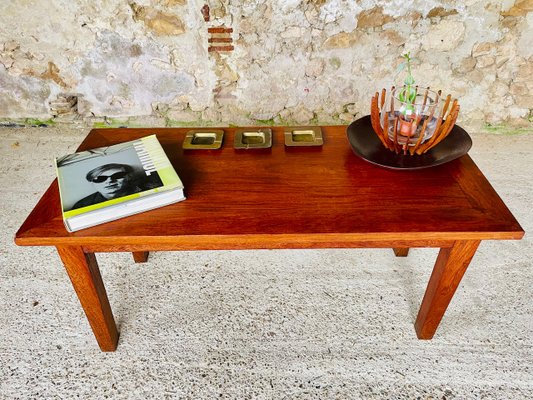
[0,0,532,131]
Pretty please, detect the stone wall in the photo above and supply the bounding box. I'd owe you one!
[0,0,531,132]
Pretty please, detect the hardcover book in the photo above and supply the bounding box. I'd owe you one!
[56,134,185,232]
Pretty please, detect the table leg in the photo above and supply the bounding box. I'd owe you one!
[393,248,410,257]
[415,240,480,339]
[132,251,149,263]
[56,246,119,351]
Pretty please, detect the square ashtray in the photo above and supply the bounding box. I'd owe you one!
[284,127,323,146]
[234,128,272,149]
[183,129,224,150]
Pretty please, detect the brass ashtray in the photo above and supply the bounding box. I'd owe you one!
[234,128,272,149]
[183,129,224,150]
[284,127,323,146]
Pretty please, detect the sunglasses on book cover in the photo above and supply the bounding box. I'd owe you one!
[92,171,128,183]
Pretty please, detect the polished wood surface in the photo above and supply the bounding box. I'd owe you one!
[56,246,119,351]
[16,126,523,248]
[393,248,410,257]
[415,240,481,339]
[15,125,524,348]
[132,251,149,263]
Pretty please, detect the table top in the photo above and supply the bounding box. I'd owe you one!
[15,123,524,250]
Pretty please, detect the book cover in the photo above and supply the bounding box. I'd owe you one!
[56,134,185,231]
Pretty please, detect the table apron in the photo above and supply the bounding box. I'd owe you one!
[81,239,457,253]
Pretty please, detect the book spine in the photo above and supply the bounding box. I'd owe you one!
[55,157,71,230]
[134,135,182,187]
[133,140,160,176]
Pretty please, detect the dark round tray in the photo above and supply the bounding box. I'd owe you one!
[347,115,472,170]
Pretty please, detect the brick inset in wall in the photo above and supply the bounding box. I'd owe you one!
[201,4,210,22]
[208,26,234,52]
[49,94,78,116]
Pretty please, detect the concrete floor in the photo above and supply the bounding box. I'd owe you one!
[0,125,531,399]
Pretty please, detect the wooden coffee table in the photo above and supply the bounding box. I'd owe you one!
[15,125,524,351]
